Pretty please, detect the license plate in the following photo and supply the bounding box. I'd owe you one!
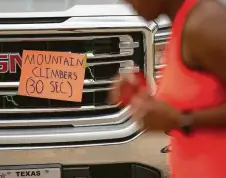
[0,164,61,178]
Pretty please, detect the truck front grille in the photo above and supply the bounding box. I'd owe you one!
[0,32,145,125]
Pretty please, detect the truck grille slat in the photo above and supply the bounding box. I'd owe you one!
[155,64,166,70]
[87,60,134,67]
[0,104,120,114]
[0,79,119,88]
[0,35,130,43]
[0,86,114,95]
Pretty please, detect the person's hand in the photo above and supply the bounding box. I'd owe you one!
[108,73,181,132]
[108,73,140,105]
[130,91,181,132]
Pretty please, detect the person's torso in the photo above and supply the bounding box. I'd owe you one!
[155,0,226,177]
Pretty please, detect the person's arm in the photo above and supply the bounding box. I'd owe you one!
[192,105,226,127]
[184,1,226,127]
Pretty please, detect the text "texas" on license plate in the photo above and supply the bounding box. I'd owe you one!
[0,165,61,178]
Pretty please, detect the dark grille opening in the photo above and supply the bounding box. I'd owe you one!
[92,63,119,80]
[0,108,120,120]
[1,38,120,53]
[2,89,111,109]
[47,38,120,54]
[84,38,120,54]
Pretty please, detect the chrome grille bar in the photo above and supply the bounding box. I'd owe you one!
[0,120,137,144]
[0,79,119,88]
[0,107,130,127]
[87,60,134,67]
[0,103,121,114]
[155,64,166,70]
[0,87,115,95]
[154,31,172,42]
[86,52,132,59]
[0,35,131,42]
[155,75,163,79]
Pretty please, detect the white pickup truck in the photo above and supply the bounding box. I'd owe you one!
[0,0,171,178]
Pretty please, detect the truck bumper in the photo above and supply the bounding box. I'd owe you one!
[0,132,169,178]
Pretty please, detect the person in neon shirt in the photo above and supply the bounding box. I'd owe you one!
[109,0,226,177]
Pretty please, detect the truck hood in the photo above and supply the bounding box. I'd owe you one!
[0,0,171,28]
[0,0,137,17]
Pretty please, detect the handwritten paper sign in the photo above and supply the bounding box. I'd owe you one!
[18,50,87,102]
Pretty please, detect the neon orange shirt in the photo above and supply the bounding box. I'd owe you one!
[156,0,226,177]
